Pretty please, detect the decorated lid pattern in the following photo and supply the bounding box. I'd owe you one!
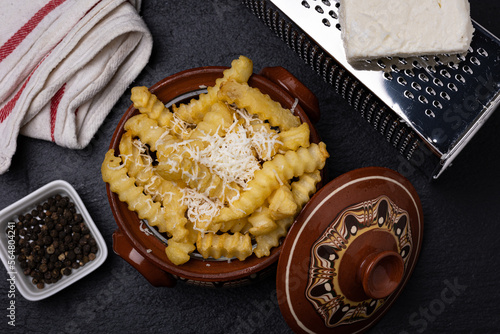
[305,195,412,328]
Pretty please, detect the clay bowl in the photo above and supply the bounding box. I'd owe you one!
[106,65,322,287]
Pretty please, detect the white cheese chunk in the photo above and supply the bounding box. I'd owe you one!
[339,0,475,61]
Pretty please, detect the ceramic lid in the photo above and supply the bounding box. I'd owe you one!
[276,167,424,334]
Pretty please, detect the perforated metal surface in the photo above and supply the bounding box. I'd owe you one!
[243,0,500,178]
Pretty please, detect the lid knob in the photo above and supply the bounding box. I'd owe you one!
[338,229,405,302]
[359,250,404,300]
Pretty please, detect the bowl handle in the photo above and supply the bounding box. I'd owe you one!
[259,66,320,123]
[112,229,177,288]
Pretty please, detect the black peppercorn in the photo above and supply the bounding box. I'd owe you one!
[50,229,58,238]
[51,269,59,278]
[11,194,99,289]
[43,235,52,245]
[39,263,48,273]
[67,250,76,261]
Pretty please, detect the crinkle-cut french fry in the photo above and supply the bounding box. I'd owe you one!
[123,113,183,176]
[196,232,253,261]
[101,150,168,232]
[220,217,248,233]
[119,134,191,241]
[173,55,253,124]
[291,170,322,209]
[254,217,294,258]
[165,240,196,266]
[130,86,174,128]
[249,122,280,161]
[156,141,241,204]
[268,186,298,220]
[248,207,277,236]
[218,80,301,131]
[254,171,321,258]
[278,122,311,151]
[165,221,200,265]
[213,142,329,223]
[188,101,234,140]
[124,114,170,152]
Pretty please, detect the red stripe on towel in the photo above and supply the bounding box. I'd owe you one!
[0,52,50,123]
[0,78,30,123]
[0,0,67,63]
[50,83,66,142]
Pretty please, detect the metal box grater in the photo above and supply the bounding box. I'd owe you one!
[243,0,500,179]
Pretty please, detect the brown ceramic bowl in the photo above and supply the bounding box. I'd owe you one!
[106,65,322,287]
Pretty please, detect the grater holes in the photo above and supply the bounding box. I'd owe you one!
[404,90,414,99]
[426,87,436,95]
[477,47,488,57]
[418,95,428,104]
[322,0,331,6]
[440,91,451,100]
[440,69,451,79]
[412,60,422,69]
[329,10,338,19]
[425,109,436,118]
[433,56,443,66]
[322,18,331,27]
[377,59,386,69]
[397,76,407,86]
[462,65,473,74]
[315,5,324,14]
[455,74,466,84]
[335,2,340,8]
[432,100,443,109]
[447,83,458,92]
[383,72,393,81]
[457,54,467,62]
[470,56,480,66]
[411,82,422,91]
[448,61,459,70]
[426,65,436,73]
[418,73,429,82]
[335,23,341,31]
[404,69,414,77]
[399,58,408,65]
[433,78,443,87]
[301,1,310,9]
[390,64,399,72]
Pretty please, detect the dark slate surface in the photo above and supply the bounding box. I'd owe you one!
[1,1,499,333]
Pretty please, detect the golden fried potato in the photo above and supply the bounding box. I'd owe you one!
[102,56,330,266]
[218,80,301,131]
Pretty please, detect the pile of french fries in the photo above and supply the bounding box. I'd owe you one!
[102,56,329,265]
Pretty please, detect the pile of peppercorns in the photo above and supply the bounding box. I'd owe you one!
[11,194,98,289]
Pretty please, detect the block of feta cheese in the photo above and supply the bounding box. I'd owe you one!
[339,0,474,62]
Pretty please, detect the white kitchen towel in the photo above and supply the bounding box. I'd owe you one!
[0,0,153,174]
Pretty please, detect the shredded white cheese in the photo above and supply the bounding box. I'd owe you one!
[181,187,223,230]
[139,220,154,236]
[139,105,282,230]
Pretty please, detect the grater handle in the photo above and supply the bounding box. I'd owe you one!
[259,66,320,123]
[112,229,177,288]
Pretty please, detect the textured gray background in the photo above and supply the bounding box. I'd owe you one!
[1,1,499,333]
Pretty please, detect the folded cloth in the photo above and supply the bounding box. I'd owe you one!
[0,0,153,174]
